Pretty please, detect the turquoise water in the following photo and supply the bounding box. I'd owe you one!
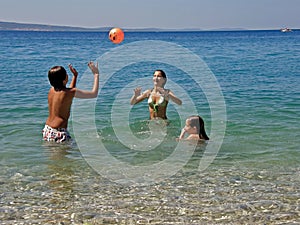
[1,30,300,224]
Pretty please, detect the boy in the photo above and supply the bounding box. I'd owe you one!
[43,61,99,143]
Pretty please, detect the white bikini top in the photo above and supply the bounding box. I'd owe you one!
[148,93,165,105]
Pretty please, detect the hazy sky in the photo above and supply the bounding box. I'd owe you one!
[0,0,298,30]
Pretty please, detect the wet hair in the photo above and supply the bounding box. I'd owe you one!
[48,66,67,91]
[155,69,167,78]
[188,115,209,140]
[155,69,167,86]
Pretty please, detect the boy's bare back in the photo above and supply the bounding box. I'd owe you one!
[46,87,76,129]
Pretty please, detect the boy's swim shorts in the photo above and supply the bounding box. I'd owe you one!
[42,125,71,143]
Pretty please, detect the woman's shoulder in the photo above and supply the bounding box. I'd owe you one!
[143,89,152,95]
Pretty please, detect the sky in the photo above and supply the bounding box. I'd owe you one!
[0,0,299,30]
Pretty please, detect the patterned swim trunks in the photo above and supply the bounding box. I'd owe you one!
[42,125,71,143]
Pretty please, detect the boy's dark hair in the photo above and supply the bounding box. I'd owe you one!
[48,66,67,91]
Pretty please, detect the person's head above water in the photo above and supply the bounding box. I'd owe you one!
[48,66,68,91]
[153,70,167,88]
[184,115,209,140]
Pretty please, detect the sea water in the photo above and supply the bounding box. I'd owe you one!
[0,30,300,224]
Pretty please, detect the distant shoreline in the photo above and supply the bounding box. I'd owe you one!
[0,21,297,32]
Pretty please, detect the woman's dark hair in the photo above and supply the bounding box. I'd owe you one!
[48,66,67,91]
[155,69,167,78]
[189,115,209,140]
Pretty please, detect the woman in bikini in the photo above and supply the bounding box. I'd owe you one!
[130,70,182,120]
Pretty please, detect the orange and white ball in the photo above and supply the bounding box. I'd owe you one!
[109,28,124,44]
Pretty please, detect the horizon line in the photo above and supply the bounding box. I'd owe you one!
[0,20,297,32]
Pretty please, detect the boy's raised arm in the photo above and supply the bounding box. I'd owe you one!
[69,64,78,88]
[74,61,99,99]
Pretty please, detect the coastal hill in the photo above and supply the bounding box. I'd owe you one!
[0,21,232,32]
[1,21,295,32]
[0,21,199,32]
[0,21,111,31]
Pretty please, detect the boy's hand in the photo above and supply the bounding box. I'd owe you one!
[88,61,99,75]
[68,64,78,77]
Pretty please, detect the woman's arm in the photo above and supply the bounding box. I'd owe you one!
[178,128,186,140]
[74,61,99,99]
[167,90,182,105]
[130,88,150,105]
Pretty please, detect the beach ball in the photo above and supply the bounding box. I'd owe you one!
[109,27,124,44]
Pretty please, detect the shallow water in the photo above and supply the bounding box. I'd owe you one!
[0,30,300,224]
